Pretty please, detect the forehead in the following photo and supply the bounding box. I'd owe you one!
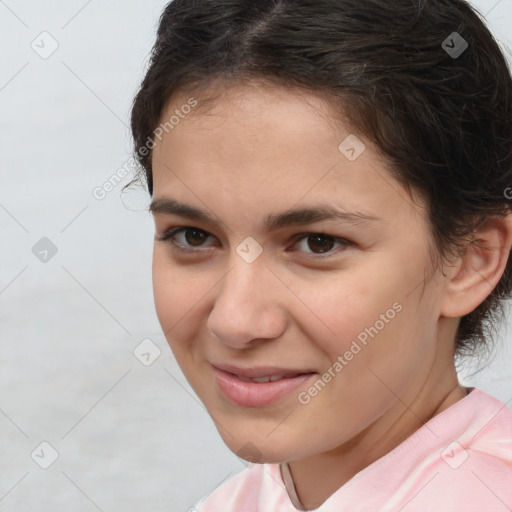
[158,79,349,145]
[154,82,361,179]
[150,81,423,227]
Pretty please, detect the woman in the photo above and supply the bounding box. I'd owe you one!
[129,0,512,509]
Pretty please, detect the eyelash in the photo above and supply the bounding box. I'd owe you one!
[154,227,353,259]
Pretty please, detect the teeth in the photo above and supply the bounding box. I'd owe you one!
[252,376,274,383]
[236,374,290,383]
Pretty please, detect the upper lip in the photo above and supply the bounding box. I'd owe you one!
[212,363,316,379]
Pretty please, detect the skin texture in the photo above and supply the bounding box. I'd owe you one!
[149,80,512,509]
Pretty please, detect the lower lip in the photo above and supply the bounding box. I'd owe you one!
[213,367,316,407]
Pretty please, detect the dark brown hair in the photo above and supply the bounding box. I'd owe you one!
[129,0,512,360]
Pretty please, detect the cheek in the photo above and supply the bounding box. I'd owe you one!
[151,250,209,347]
[302,260,425,382]
[313,295,429,412]
[301,270,399,348]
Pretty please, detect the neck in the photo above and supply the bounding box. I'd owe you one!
[286,370,468,510]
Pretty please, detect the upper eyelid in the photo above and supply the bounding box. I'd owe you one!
[159,226,341,240]
[159,226,350,251]
[158,225,344,237]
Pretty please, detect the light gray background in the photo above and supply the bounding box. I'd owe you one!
[0,1,511,511]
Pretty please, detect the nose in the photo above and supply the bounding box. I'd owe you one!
[207,255,288,350]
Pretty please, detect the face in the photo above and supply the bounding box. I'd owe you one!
[150,81,449,464]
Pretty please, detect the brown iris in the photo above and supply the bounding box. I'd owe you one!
[185,229,209,247]
[306,235,335,253]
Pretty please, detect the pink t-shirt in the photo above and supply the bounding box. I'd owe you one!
[192,387,512,511]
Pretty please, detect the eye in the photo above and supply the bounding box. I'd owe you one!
[155,227,352,258]
[154,227,217,252]
[289,232,352,258]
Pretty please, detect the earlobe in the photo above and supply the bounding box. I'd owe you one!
[440,213,512,318]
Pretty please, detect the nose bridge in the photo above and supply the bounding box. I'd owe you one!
[217,250,270,317]
[207,249,286,347]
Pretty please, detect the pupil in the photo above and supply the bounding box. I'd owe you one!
[186,229,207,246]
[309,235,333,253]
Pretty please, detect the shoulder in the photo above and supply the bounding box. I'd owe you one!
[460,388,512,487]
[460,388,512,460]
[192,463,285,512]
[401,388,512,511]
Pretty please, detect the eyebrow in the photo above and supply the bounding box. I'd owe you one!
[149,197,381,232]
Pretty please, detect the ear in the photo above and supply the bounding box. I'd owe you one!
[440,213,512,318]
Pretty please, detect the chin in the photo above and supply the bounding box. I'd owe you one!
[221,434,303,465]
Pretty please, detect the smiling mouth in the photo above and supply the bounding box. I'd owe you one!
[211,364,317,407]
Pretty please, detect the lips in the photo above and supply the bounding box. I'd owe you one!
[211,363,317,407]
[212,362,315,379]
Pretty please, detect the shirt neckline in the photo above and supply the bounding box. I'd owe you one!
[279,386,476,510]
